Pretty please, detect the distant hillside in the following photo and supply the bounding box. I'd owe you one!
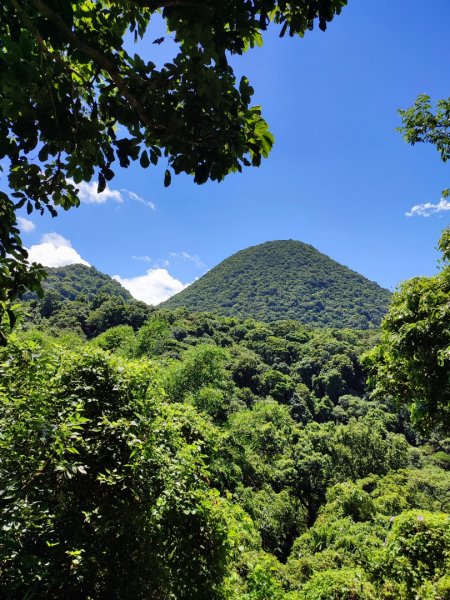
[163,240,391,329]
[23,264,132,302]
[21,264,154,338]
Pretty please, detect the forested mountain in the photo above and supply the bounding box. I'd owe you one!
[163,240,391,328]
[21,265,152,338]
[23,264,132,302]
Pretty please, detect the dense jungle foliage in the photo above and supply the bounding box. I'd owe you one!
[364,227,450,436]
[163,241,391,329]
[1,284,449,598]
[20,265,153,338]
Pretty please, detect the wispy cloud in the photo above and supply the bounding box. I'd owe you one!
[113,268,188,305]
[132,255,153,263]
[17,216,36,232]
[27,233,90,267]
[131,256,169,268]
[406,198,450,217]
[169,251,205,269]
[131,251,204,274]
[71,180,155,210]
[122,189,155,210]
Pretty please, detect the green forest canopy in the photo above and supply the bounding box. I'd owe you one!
[23,264,133,302]
[1,274,449,597]
[364,227,450,436]
[1,317,449,597]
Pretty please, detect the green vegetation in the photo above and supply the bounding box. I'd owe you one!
[19,264,153,339]
[164,240,391,328]
[0,0,347,339]
[1,274,448,597]
[364,227,450,434]
[1,4,447,595]
[24,264,132,302]
[398,94,450,200]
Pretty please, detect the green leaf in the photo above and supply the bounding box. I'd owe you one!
[97,174,106,194]
[140,150,150,168]
[38,145,49,162]
[149,149,158,166]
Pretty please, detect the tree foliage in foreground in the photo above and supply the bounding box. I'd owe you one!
[0,339,244,599]
[1,304,449,598]
[398,94,450,199]
[0,0,347,338]
[364,228,450,434]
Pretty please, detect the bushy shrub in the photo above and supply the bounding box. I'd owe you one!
[298,568,376,599]
[381,510,450,595]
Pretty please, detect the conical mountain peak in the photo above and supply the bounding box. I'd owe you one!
[163,240,391,329]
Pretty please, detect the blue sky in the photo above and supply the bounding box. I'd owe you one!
[19,0,450,304]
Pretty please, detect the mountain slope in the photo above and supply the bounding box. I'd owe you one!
[23,264,132,302]
[163,240,391,328]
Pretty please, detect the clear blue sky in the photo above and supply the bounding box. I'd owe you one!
[20,0,450,304]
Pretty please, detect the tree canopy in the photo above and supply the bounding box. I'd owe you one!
[0,0,347,340]
[363,228,450,434]
[1,303,449,597]
[398,94,450,199]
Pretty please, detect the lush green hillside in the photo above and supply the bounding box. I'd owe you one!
[163,240,391,328]
[21,264,153,338]
[23,264,132,302]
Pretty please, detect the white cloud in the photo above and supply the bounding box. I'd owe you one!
[69,180,156,210]
[122,189,156,210]
[406,198,450,217]
[132,255,152,263]
[169,251,205,269]
[17,216,36,232]
[132,255,170,268]
[27,233,90,268]
[40,233,70,247]
[75,180,124,204]
[113,268,188,305]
